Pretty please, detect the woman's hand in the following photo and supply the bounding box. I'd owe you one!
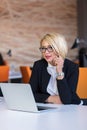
[46,95,62,104]
[53,55,64,73]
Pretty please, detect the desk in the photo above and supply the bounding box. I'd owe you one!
[0,97,87,130]
[9,71,22,83]
[9,71,22,80]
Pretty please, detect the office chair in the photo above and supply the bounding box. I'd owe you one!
[76,67,87,98]
[0,65,10,82]
[20,66,32,83]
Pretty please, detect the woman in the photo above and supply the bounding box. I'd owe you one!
[30,33,82,105]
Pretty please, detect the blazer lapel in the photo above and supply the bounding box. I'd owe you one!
[41,64,51,92]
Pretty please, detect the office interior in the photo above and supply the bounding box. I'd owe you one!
[0,0,87,95]
[0,1,87,130]
[0,0,86,68]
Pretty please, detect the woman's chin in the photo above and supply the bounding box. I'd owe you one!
[45,58,53,63]
[47,60,52,64]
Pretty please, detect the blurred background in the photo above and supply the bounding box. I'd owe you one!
[0,0,87,70]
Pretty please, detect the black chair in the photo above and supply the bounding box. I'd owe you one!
[79,47,87,67]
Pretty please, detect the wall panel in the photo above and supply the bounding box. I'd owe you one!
[0,0,77,70]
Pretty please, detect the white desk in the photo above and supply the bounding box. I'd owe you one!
[0,97,87,130]
[9,71,22,80]
[8,71,22,83]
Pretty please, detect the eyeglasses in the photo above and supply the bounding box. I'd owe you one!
[39,46,53,53]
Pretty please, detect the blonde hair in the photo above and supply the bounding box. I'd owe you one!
[40,33,68,59]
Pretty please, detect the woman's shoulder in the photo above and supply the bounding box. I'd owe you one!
[64,58,79,70]
[33,58,47,67]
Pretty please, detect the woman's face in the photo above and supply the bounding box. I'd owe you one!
[40,40,57,65]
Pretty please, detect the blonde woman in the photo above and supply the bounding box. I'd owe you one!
[30,33,83,105]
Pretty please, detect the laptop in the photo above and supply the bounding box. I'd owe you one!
[0,83,58,113]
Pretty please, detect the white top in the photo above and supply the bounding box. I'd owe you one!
[47,63,59,95]
[0,97,87,130]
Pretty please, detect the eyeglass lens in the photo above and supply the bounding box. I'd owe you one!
[39,46,53,53]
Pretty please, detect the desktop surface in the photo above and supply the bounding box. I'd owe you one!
[9,71,22,83]
[0,97,87,130]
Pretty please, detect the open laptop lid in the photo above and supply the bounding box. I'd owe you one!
[0,83,38,112]
[0,83,57,113]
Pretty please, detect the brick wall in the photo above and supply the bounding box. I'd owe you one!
[0,0,78,70]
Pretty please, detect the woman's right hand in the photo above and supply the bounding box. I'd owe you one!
[46,95,62,104]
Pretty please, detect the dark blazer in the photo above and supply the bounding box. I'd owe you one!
[30,58,81,104]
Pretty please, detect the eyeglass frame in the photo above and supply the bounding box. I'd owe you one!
[39,45,54,53]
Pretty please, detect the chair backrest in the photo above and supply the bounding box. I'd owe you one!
[0,65,10,82]
[76,67,87,98]
[20,66,32,83]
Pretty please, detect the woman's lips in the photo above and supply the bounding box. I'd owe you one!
[45,56,51,60]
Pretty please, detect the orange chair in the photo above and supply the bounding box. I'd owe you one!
[20,66,32,83]
[76,67,87,98]
[0,65,10,82]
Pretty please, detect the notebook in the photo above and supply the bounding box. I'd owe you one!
[0,83,58,113]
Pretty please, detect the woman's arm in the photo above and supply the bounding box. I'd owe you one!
[29,61,50,103]
[57,60,81,104]
[46,95,62,104]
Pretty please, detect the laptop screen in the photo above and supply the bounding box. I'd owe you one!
[0,83,58,112]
